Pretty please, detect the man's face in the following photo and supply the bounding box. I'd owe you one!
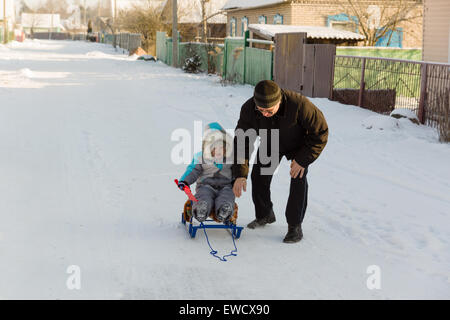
[255,101,281,117]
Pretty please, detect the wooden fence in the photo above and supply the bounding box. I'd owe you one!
[156,31,273,86]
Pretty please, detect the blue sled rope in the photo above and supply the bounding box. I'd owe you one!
[200,222,238,262]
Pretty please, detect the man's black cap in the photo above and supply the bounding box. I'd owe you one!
[253,80,282,108]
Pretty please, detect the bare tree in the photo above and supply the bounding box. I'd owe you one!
[36,0,70,18]
[336,0,423,46]
[116,0,167,54]
[117,0,195,53]
[28,14,45,38]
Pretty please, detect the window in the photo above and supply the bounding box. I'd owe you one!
[258,15,267,24]
[241,17,249,36]
[327,13,359,33]
[274,14,283,25]
[330,20,357,33]
[230,17,237,37]
[375,28,403,48]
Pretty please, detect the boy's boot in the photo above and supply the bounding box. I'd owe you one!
[216,203,233,222]
[194,201,209,222]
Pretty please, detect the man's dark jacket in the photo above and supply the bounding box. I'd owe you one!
[232,89,329,179]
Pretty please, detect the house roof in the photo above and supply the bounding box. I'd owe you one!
[21,13,62,29]
[162,0,228,24]
[223,0,285,11]
[248,24,365,40]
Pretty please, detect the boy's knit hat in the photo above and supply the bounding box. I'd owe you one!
[253,80,281,108]
[202,122,233,163]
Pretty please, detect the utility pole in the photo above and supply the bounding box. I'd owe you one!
[114,0,117,32]
[3,0,7,44]
[84,0,87,31]
[172,0,178,68]
[201,0,209,43]
[49,9,53,40]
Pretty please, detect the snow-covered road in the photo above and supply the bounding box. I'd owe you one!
[0,40,449,299]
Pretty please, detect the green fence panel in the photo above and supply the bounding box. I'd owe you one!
[336,47,422,61]
[177,42,224,74]
[163,33,181,66]
[216,51,224,76]
[192,43,209,72]
[178,42,188,66]
[156,31,167,62]
[245,47,273,86]
[104,34,114,45]
[224,38,246,84]
[165,38,172,65]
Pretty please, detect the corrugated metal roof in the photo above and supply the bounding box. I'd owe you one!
[223,0,285,10]
[248,24,365,40]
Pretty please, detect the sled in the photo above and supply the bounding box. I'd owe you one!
[181,200,244,239]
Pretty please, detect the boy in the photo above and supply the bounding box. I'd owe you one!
[177,122,235,223]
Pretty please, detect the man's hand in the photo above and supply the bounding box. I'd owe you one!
[290,160,305,179]
[233,177,247,198]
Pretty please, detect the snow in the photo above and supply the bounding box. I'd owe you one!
[0,40,449,299]
[361,115,401,131]
[248,24,365,40]
[390,108,420,122]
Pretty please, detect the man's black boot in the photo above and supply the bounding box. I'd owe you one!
[283,224,303,243]
[247,210,276,229]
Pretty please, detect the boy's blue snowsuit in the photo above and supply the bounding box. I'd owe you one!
[179,123,235,222]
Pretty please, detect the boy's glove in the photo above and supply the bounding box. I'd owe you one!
[177,180,188,191]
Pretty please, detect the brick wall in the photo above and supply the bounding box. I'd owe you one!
[226,3,292,37]
[225,0,423,48]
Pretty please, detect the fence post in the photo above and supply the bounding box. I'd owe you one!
[222,38,228,79]
[418,63,428,124]
[358,57,366,107]
[330,55,336,99]
[243,30,250,84]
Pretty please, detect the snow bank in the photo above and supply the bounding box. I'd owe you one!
[362,115,400,130]
[390,108,420,124]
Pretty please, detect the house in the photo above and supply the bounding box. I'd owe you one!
[160,0,228,41]
[422,0,450,63]
[21,13,64,35]
[223,0,423,48]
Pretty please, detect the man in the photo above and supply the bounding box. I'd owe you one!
[232,80,328,243]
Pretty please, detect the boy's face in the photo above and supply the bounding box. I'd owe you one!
[212,145,224,160]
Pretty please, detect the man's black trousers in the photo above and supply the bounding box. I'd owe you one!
[250,154,308,226]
